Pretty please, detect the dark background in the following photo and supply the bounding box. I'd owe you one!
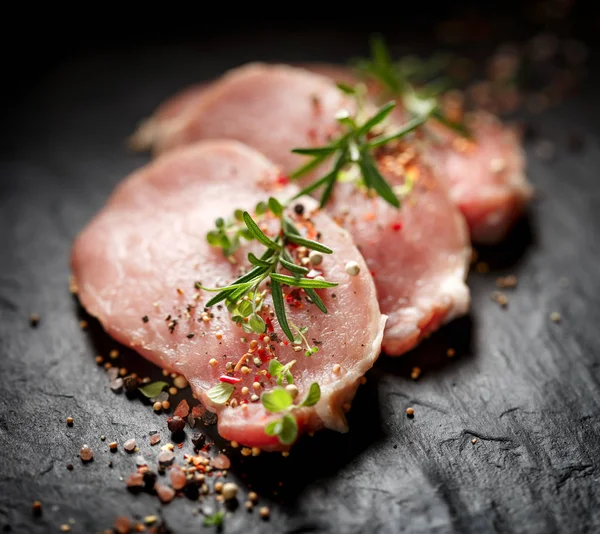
[1,2,599,533]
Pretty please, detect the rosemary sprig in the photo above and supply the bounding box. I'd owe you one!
[354,35,471,138]
[202,197,337,351]
[290,94,425,209]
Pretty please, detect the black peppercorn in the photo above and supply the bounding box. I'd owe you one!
[123,375,138,392]
[167,416,185,433]
[191,432,206,450]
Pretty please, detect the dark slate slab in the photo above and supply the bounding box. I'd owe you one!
[0,22,598,534]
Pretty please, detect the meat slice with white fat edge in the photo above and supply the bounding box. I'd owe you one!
[71,140,385,449]
[131,63,471,355]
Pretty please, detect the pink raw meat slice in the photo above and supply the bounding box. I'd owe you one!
[71,140,385,449]
[422,112,532,243]
[130,63,470,355]
[305,63,533,243]
[131,63,350,177]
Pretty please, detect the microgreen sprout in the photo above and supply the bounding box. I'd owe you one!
[291,323,319,357]
[261,382,321,444]
[268,359,296,386]
[203,197,337,343]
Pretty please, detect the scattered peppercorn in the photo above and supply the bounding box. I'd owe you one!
[32,501,42,516]
[80,445,93,462]
[496,275,518,288]
[109,441,118,451]
[345,261,360,276]
[173,376,189,389]
[153,401,162,412]
[294,203,305,215]
[66,416,74,426]
[222,482,238,500]
[406,407,415,417]
[491,291,509,308]
[550,311,561,323]
[66,463,73,471]
[123,375,138,392]
[259,506,270,519]
[168,416,185,433]
[29,314,40,327]
[309,250,323,266]
[191,433,206,450]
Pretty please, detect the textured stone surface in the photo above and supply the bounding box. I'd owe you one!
[1,27,599,534]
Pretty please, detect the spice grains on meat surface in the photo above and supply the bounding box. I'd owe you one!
[131,63,472,356]
[71,140,385,450]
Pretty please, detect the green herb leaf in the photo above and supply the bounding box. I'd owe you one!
[268,359,284,378]
[280,360,296,385]
[268,197,283,216]
[138,381,168,399]
[265,420,282,439]
[336,82,357,95]
[248,313,266,334]
[247,252,272,268]
[355,100,396,137]
[289,152,333,179]
[261,387,293,412]
[365,115,426,148]
[206,382,235,405]
[282,216,301,236]
[304,288,328,313]
[271,273,338,289]
[279,258,309,275]
[292,171,335,200]
[270,279,294,342]
[242,212,281,251]
[292,146,339,156]
[268,359,296,386]
[300,382,321,407]
[265,414,299,445]
[237,300,253,317]
[359,153,400,208]
[278,413,299,445]
[203,511,224,527]
[255,201,268,215]
[286,235,333,254]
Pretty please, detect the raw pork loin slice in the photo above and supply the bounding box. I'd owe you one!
[131,63,471,355]
[422,113,532,243]
[306,63,533,243]
[138,63,531,243]
[71,140,385,449]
